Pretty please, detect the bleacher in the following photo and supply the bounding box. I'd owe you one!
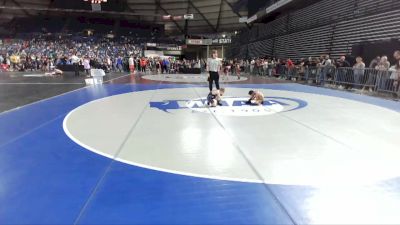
[331,8,400,59]
[228,0,400,60]
[274,25,332,60]
[258,15,287,39]
[248,39,274,58]
[288,0,355,32]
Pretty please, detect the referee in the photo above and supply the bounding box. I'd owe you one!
[206,50,222,91]
[70,53,81,77]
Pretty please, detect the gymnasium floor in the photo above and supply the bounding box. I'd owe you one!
[0,72,400,225]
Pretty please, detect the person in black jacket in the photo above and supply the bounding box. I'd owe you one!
[336,56,351,89]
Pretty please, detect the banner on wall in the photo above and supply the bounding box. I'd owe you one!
[186,39,212,45]
[144,50,164,57]
[212,39,232,44]
[187,39,231,46]
[164,50,182,56]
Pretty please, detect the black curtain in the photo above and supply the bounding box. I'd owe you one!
[352,39,400,66]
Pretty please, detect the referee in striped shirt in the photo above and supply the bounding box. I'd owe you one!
[207,50,222,91]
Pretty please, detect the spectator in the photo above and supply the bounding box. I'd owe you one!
[128,55,135,74]
[83,56,91,77]
[389,51,400,96]
[286,58,294,80]
[162,58,170,74]
[362,56,381,92]
[296,60,305,81]
[376,56,391,91]
[369,56,381,68]
[335,56,350,89]
[319,55,332,85]
[352,56,365,90]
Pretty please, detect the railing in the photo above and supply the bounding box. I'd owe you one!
[244,65,400,98]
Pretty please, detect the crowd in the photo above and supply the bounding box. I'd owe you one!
[0,35,142,73]
[223,52,400,95]
[0,34,207,76]
[1,34,399,96]
[126,57,202,74]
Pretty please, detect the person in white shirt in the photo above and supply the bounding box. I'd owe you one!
[206,50,222,92]
[83,56,91,77]
[250,59,255,74]
[129,55,135,74]
[353,56,365,89]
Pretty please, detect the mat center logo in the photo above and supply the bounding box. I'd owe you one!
[150,96,307,116]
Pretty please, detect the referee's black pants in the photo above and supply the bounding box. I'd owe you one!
[209,71,220,91]
[73,63,79,76]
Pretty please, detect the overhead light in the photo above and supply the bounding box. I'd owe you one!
[222,34,226,38]
[184,14,194,20]
[173,15,183,20]
[162,15,172,20]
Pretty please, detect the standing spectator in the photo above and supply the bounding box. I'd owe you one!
[106,56,112,72]
[262,59,268,77]
[269,58,276,77]
[363,56,381,92]
[250,58,255,75]
[154,59,159,74]
[391,50,400,96]
[116,56,123,72]
[369,56,381,69]
[376,56,390,70]
[352,56,365,90]
[276,59,283,78]
[254,58,261,76]
[140,57,147,73]
[335,56,350,89]
[6,56,11,70]
[222,60,230,79]
[128,55,135,74]
[296,59,305,81]
[235,61,241,80]
[304,57,313,80]
[162,58,170,74]
[319,55,332,85]
[376,56,391,91]
[83,56,91,77]
[286,58,294,80]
